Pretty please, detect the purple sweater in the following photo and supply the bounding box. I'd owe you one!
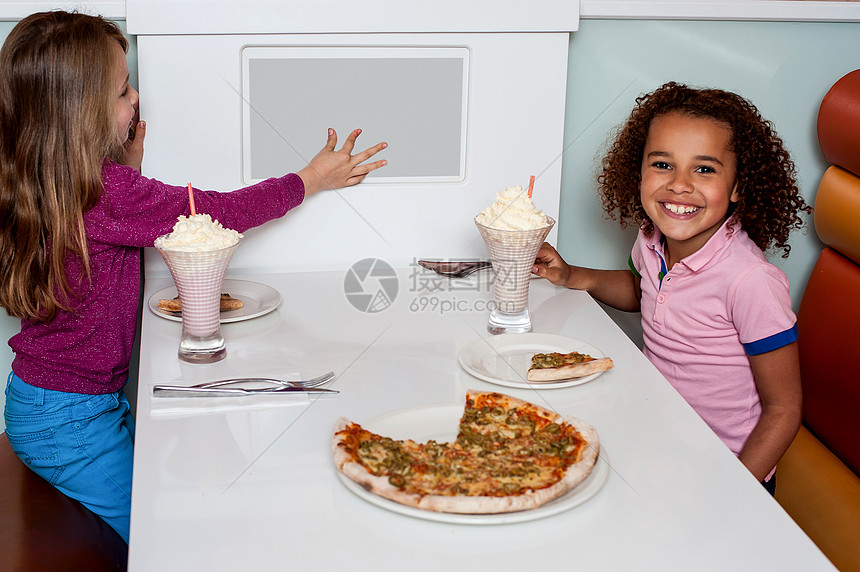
[9,160,304,394]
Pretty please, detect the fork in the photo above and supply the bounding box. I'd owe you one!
[196,371,335,390]
[418,260,494,279]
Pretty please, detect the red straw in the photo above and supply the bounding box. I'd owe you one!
[187,183,196,215]
[527,175,535,198]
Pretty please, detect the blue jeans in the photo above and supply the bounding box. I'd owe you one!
[762,473,777,496]
[4,372,135,542]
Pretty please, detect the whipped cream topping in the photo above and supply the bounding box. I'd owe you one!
[155,214,242,252]
[475,185,551,231]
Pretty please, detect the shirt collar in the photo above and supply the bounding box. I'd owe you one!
[645,214,740,272]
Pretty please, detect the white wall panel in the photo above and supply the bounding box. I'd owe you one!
[137,33,568,275]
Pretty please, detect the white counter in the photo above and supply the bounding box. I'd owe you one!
[128,269,834,571]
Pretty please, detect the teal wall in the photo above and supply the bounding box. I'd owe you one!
[0,18,858,431]
[558,19,860,341]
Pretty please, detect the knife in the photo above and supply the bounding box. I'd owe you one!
[153,385,338,397]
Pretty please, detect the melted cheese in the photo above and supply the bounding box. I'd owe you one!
[338,395,587,497]
[530,351,595,370]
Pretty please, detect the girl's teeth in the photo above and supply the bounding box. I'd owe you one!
[664,203,699,215]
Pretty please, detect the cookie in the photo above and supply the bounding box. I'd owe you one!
[157,294,243,313]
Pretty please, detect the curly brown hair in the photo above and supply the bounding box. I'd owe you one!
[597,82,811,257]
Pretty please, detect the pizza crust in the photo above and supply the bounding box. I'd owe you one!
[332,393,600,515]
[527,357,614,382]
[332,418,426,508]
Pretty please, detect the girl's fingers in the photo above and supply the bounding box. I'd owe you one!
[324,128,338,151]
[353,159,388,176]
[364,158,388,173]
[339,128,361,154]
[351,142,388,165]
[343,159,388,186]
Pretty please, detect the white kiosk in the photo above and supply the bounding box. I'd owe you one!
[127,0,578,273]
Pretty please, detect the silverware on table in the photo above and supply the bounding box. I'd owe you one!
[153,372,338,397]
[418,259,494,278]
[152,384,338,397]
[196,371,335,390]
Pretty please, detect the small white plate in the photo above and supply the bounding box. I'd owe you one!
[147,279,281,324]
[336,403,608,524]
[458,333,608,389]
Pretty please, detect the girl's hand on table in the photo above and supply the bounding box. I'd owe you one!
[299,128,388,195]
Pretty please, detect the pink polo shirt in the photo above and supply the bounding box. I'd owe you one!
[630,216,797,460]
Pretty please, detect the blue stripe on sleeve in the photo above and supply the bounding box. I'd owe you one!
[743,324,798,356]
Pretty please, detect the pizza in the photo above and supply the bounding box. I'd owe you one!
[157,293,243,313]
[527,351,613,382]
[332,390,599,514]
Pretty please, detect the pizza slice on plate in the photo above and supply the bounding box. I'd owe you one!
[332,390,599,514]
[526,351,614,382]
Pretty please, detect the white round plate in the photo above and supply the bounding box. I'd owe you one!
[147,279,281,324]
[336,403,608,524]
[458,333,608,389]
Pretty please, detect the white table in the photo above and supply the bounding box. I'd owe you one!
[128,268,834,571]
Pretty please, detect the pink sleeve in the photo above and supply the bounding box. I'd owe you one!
[728,263,797,349]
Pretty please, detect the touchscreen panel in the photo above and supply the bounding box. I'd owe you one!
[242,46,469,184]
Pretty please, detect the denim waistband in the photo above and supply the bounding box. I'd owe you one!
[7,372,95,403]
[6,372,126,423]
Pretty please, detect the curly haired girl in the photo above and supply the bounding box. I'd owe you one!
[534,82,811,494]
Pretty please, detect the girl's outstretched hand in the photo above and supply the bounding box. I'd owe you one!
[298,128,387,195]
[532,242,572,287]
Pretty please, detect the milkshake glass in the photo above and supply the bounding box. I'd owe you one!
[155,242,239,363]
[475,216,555,334]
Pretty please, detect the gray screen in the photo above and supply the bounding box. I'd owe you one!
[246,54,466,181]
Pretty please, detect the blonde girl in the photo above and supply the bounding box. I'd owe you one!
[0,11,386,542]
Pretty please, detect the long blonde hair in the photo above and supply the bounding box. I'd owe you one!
[0,11,128,321]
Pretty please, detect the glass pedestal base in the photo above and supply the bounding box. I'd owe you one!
[178,332,227,364]
[487,307,532,335]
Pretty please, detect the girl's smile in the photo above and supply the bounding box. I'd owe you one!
[639,111,739,266]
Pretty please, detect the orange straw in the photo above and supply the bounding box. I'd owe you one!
[527,175,535,198]
[187,183,196,215]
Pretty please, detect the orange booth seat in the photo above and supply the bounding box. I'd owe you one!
[774,70,860,572]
